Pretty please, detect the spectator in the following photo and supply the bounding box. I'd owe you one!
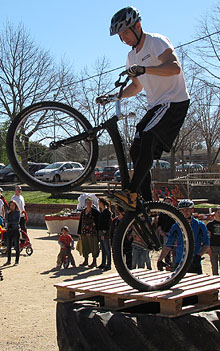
[131,226,152,270]
[4,200,21,266]
[157,196,176,264]
[207,207,220,275]
[0,188,6,222]
[56,226,76,268]
[11,186,27,235]
[111,205,133,269]
[77,197,100,268]
[98,198,112,271]
[157,199,210,274]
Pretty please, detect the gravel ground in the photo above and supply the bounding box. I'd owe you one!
[0,227,213,351]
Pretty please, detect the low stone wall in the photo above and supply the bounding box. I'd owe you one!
[25,203,77,227]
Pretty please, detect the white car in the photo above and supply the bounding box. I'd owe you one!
[35,161,84,182]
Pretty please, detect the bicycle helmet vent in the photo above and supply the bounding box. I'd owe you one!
[178,199,194,209]
[110,6,141,36]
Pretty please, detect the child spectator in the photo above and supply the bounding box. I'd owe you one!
[57,226,76,268]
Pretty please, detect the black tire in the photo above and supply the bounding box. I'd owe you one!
[26,246,33,256]
[112,202,194,292]
[0,245,7,255]
[6,101,99,193]
[63,256,70,269]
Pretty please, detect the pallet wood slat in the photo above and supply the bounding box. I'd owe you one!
[54,271,220,317]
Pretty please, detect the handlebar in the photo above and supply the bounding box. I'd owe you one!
[96,70,130,106]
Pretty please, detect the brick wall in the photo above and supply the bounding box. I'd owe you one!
[25,203,77,227]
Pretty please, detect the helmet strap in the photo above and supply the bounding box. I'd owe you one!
[129,26,143,49]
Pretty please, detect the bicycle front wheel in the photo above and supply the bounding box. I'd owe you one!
[112,202,194,291]
[6,101,98,193]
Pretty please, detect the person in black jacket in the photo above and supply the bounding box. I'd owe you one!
[4,200,21,266]
[98,198,112,271]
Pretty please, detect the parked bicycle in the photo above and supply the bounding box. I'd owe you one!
[6,71,194,291]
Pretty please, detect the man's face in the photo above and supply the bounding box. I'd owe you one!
[118,28,137,46]
[215,209,220,221]
[15,188,21,196]
[180,208,194,220]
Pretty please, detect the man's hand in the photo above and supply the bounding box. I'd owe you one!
[127,64,145,77]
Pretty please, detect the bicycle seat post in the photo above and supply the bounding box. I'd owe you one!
[115,100,122,119]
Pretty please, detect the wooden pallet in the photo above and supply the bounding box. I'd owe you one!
[54,270,220,318]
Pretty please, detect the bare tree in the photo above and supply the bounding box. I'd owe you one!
[0,23,80,166]
[186,2,220,88]
[191,85,220,167]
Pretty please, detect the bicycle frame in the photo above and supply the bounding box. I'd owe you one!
[49,72,161,250]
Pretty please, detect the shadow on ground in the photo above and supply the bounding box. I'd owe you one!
[40,265,104,280]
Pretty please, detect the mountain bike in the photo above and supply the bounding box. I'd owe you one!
[6,71,194,291]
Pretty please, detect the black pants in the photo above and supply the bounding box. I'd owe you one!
[129,131,158,201]
[6,229,20,263]
[20,217,27,233]
[129,101,189,201]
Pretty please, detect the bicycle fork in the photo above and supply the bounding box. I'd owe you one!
[134,202,162,251]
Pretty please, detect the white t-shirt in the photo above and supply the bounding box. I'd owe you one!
[126,32,190,110]
[11,194,25,217]
[0,199,4,217]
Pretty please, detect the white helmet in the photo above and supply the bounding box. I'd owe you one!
[110,6,141,36]
[178,199,194,209]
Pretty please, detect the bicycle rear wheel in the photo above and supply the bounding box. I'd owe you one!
[112,202,194,291]
[6,101,98,193]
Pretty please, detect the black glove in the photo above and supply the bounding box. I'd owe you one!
[157,260,167,271]
[127,64,145,77]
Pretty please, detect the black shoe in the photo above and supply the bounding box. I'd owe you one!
[103,266,111,271]
[3,261,11,266]
[88,261,97,268]
[98,264,105,269]
[14,262,19,266]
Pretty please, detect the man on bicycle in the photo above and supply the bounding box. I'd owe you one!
[110,6,190,209]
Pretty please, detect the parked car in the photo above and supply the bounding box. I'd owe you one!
[114,160,170,182]
[102,165,119,181]
[28,162,49,176]
[35,161,84,182]
[176,163,203,170]
[114,163,134,182]
[0,164,19,183]
[0,163,5,170]
[152,160,171,169]
[94,167,103,181]
[0,162,49,183]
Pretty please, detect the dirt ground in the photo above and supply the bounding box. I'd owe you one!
[0,227,213,351]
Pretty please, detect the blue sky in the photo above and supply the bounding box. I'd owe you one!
[0,0,216,76]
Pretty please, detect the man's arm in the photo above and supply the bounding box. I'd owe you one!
[197,223,210,256]
[158,246,171,261]
[146,48,181,76]
[121,77,143,98]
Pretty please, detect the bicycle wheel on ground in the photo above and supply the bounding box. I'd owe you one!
[6,101,98,193]
[112,202,194,292]
[26,246,33,256]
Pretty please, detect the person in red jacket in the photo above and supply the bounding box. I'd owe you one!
[56,226,76,268]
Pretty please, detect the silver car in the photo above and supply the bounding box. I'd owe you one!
[35,161,84,182]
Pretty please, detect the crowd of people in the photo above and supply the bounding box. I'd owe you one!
[0,186,28,267]
[1,186,220,278]
[54,194,220,277]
